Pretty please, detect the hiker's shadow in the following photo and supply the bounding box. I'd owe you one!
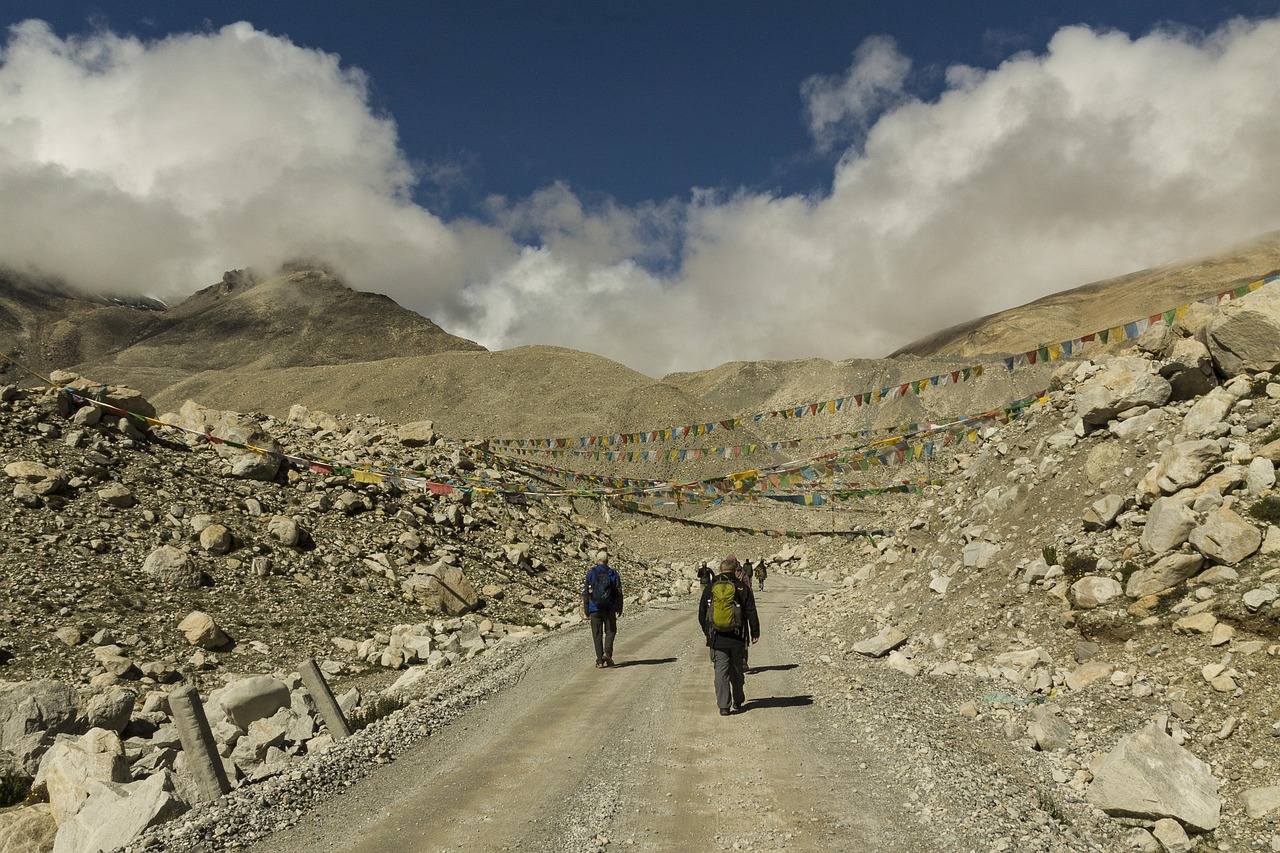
[748,663,798,674]
[612,657,677,668]
[743,695,813,710]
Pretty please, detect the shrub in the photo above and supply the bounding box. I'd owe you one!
[0,770,32,808]
[1041,545,1058,566]
[1248,496,1280,525]
[1119,561,1141,580]
[349,693,410,731]
[1062,553,1099,582]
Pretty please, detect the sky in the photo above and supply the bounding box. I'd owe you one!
[3,1,1280,377]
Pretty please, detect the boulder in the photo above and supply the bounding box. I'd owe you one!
[142,546,200,590]
[1076,357,1172,425]
[1083,494,1125,531]
[83,687,136,735]
[34,728,130,826]
[852,626,908,657]
[1140,498,1198,554]
[1246,456,1276,496]
[0,802,57,852]
[198,524,233,555]
[50,771,187,853]
[1086,723,1221,832]
[1070,576,1123,609]
[177,611,230,650]
[3,461,66,496]
[1159,338,1217,401]
[401,563,479,616]
[396,421,436,447]
[1125,553,1204,598]
[1029,709,1072,751]
[0,680,83,774]
[1153,440,1222,494]
[1203,283,1280,376]
[212,676,291,731]
[267,515,303,547]
[1178,387,1235,437]
[1240,786,1280,819]
[1189,508,1262,565]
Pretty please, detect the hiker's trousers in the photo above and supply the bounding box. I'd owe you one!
[590,611,617,662]
[711,644,747,710]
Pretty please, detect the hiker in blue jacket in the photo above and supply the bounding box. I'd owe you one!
[582,551,623,668]
[697,554,760,715]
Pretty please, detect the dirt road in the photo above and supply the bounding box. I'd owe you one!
[249,575,934,852]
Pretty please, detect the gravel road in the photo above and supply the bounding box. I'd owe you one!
[244,575,936,852]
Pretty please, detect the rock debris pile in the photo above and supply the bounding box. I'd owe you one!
[0,376,689,852]
[785,287,1280,851]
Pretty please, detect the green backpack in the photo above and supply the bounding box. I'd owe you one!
[709,576,743,633]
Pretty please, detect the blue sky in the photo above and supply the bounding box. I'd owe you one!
[3,2,1280,374]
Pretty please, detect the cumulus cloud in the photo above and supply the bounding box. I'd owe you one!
[3,16,1280,378]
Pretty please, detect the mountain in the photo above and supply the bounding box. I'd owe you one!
[891,231,1280,358]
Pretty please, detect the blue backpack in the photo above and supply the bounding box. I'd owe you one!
[588,566,615,611]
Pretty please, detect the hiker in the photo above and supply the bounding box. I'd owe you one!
[697,561,714,587]
[582,551,623,668]
[754,560,767,591]
[698,554,760,715]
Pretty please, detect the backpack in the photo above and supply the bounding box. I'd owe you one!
[709,575,742,633]
[588,567,615,611]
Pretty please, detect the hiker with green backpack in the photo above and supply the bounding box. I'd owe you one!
[697,554,760,715]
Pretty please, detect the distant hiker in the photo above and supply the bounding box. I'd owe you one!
[582,551,623,668]
[698,554,760,715]
[697,562,714,587]
[754,560,767,592]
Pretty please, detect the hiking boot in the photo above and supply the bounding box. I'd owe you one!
[604,655,614,666]
[733,702,744,712]
[595,660,605,669]
[719,708,731,716]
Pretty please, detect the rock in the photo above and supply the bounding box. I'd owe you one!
[1247,456,1277,495]
[1204,282,1280,376]
[50,770,187,853]
[401,563,479,616]
[84,687,136,735]
[1029,709,1072,751]
[1065,661,1114,691]
[1153,440,1223,494]
[1070,576,1123,609]
[1086,723,1221,832]
[1243,587,1279,610]
[1173,613,1217,634]
[198,524,233,554]
[1140,498,1198,554]
[852,626,908,657]
[96,483,136,509]
[3,461,66,496]
[177,612,230,650]
[0,680,84,774]
[1241,786,1280,819]
[1152,818,1192,853]
[0,802,57,852]
[1159,337,1217,400]
[142,546,200,590]
[1189,508,1262,565]
[396,421,436,447]
[1076,357,1172,425]
[34,728,130,825]
[267,516,302,547]
[1126,553,1204,598]
[1083,494,1125,531]
[213,676,291,731]
[961,540,1001,569]
[1179,387,1235,437]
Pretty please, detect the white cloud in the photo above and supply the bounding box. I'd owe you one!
[3,16,1280,378]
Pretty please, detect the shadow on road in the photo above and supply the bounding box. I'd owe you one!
[742,694,813,710]
[612,657,678,668]
[747,663,798,674]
